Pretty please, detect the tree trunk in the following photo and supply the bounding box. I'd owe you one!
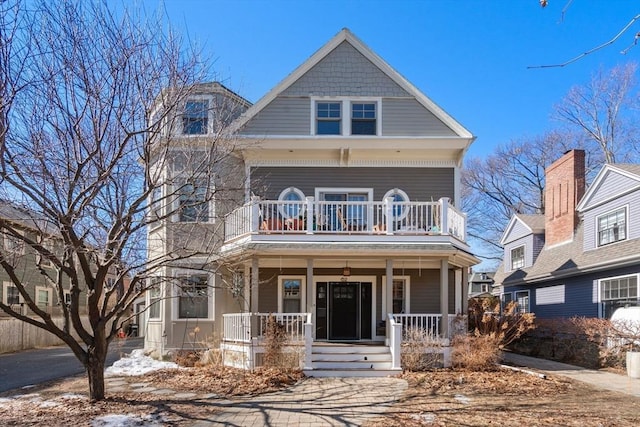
[87,346,107,401]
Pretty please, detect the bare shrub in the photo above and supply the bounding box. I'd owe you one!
[401,327,443,371]
[468,298,536,349]
[174,350,203,367]
[451,334,502,371]
[263,314,288,368]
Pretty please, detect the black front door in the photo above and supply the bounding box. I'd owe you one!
[329,282,359,340]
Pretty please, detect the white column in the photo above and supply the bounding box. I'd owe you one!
[455,269,462,314]
[440,258,449,338]
[306,259,313,314]
[243,263,251,312]
[462,268,469,314]
[251,258,259,313]
[384,259,393,317]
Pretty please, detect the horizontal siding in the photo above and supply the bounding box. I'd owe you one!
[240,97,310,135]
[582,190,640,251]
[587,170,640,207]
[250,167,454,202]
[503,235,533,272]
[382,99,456,137]
[282,41,409,98]
[532,233,545,263]
[504,219,531,244]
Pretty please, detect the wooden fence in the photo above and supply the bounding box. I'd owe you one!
[0,316,99,354]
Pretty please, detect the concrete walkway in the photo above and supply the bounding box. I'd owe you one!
[503,352,640,397]
[105,376,408,426]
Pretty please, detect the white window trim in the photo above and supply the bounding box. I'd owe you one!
[314,187,374,202]
[310,97,381,136]
[277,187,306,219]
[181,96,213,136]
[598,273,639,302]
[3,230,24,255]
[510,245,525,270]
[172,175,214,223]
[35,285,52,307]
[382,188,411,221]
[277,275,306,313]
[172,271,214,321]
[2,281,23,305]
[382,275,411,314]
[501,292,513,311]
[147,279,163,321]
[596,205,628,247]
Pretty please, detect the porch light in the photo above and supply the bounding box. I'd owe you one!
[343,262,351,277]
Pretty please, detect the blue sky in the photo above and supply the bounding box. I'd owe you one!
[145,0,640,158]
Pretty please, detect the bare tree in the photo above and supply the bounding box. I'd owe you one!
[554,62,640,164]
[0,0,241,401]
[462,131,594,263]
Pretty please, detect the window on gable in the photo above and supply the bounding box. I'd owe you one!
[177,178,209,222]
[511,246,525,270]
[316,102,341,135]
[178,275,209,318]
[351,103,376,135]
[598,207,627,246]
[182,100,209,135]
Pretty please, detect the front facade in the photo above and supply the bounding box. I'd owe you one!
[494,150,640,319]
[146,29,478,373]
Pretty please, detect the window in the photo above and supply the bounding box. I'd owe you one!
[182,100,208,135]
[148,281,161,319]
[316,102,341,135]
[149,185,163,221]
[511,246,525,270]
[35,286,52,308]
[601,275,638,301]
[501,292,513,312]
[351,103,376,135]
[515,290,530,314]
[177,178,209,222]
[178,275,208,318]
[63,291,71,305]
[2,282,20,305]
[3,232,24,254]
[383,188,410,221]
[278,276,305,313]
[278,187,305,219]
[392,280,405,314]
[598,207,627,246]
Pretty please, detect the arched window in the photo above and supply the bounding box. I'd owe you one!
[383,188,410,220]
[278,187,305,219]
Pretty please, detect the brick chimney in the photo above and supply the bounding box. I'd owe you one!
[544,149,585,246]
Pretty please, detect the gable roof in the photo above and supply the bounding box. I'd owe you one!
[577,163,640,212]
[232,28,473,140]
[499,214,544,245]
[494,222,640,287]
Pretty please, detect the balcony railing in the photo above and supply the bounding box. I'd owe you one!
[224,196,466,242]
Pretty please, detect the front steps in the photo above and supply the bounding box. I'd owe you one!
[303,343,402,377]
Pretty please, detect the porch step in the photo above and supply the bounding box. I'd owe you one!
[304,344,401,378]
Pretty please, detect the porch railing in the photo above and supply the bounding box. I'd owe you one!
[224,197,466,241]
[392,313,467,340]
[222,312,308,343]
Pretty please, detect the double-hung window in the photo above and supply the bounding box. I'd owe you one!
[178,275,209,318]
[351,103,376,135]
[598,207,627,246]
[183,100,209,135]
[515,290,530,313]
[177,178,209,222]
[511,246,525,270]
[316,102,341,135]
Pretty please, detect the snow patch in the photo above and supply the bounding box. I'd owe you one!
[91,413,165,427]
[105,349,180,377]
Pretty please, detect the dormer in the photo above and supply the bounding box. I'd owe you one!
[500,214,545,272]
[577,164,640,251]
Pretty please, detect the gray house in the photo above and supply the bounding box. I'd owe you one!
[494,150,640,319]
[146,29,478,375]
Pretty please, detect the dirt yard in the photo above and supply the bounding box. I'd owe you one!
[0,367,638,426]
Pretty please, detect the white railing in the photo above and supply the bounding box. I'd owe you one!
[224,197,469,241]
[223,313,252,343]
[222,312,309,343]
[392,313,442,337]
[388,313,402,370]
[446,202,466,241]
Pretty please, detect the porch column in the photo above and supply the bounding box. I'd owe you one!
[306,259,313,313]
[243,263,251,312]
[384,259,393,317]
[455,269,462,314]
[462,268,469,313]
[440,259,449,338]
[251,258,259,312]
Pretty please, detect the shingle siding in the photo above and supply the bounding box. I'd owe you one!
[250,167,455,202]
[282,41,409,97]
[381,99,456,137]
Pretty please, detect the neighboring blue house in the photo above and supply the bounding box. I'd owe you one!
[493,150,640,319]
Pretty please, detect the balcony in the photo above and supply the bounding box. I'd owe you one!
[223,196,466,243]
